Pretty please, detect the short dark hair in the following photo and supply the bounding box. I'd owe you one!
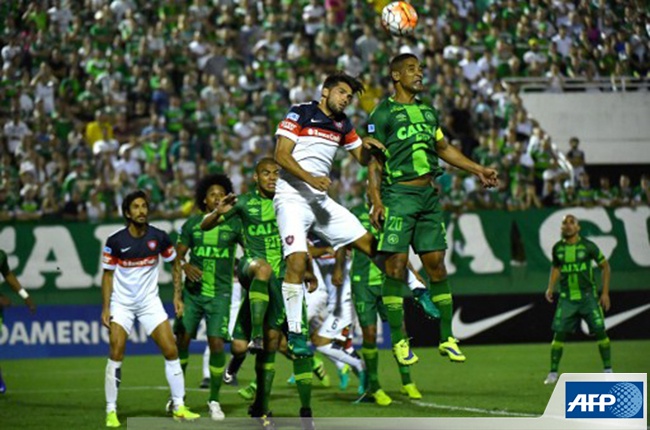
[323,72,364,95]
[255,157,278,174]
[389,53,419,81]
[195,174,233,212]
[122,190,148,224]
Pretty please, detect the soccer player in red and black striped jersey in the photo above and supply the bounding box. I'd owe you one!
[101,190,199,427]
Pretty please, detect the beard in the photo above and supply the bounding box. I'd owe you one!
[326,97,343,115]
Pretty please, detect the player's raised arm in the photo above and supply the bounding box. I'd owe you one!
[435,137,499,188]
[275,135,331,192]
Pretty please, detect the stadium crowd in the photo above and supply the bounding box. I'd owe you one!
[0,0,648,222]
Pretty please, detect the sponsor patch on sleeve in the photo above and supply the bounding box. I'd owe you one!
[104,246,112,254]
[287,112,300,121]
[368,124,375,133]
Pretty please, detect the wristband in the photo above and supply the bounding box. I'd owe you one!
[18,289,29,299]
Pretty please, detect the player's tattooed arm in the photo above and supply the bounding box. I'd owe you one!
[200,194,237,231]
[368,154,385,229]
[545,266,561,303]
[172,257,184,317]
[275,135,331,191]
[101,270,114,328]
[436,138,499,188]
[175,243,202,283]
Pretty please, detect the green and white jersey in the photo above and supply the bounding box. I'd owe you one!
[368,98,445,184]
[349,204,383,287]
[551,237,605,300]
[178,214,242,298]
[0,249,9,278]
[226,190,285,278]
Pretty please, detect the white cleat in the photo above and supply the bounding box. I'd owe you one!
[208,400,225,421]
[604,368,613,373]
[544,372,558,385]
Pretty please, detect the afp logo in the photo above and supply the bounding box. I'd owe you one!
[566,382,644,419]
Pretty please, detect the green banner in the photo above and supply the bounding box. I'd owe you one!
[1,207,648,304]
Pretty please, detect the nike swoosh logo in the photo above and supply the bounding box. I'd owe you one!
[581,303,650,334]
[453,304,534,339]
[310,119,325,123]
[121,247,131,252]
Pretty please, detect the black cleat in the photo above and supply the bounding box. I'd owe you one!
[199,377,210,389]
[299,407,315,430]
[223,369,238,386]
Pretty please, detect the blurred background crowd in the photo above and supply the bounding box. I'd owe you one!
[0,0,648,222]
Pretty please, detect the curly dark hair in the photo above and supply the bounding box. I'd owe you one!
[322,71,364,95]
[195,174,233,212]
[121,189,148,224]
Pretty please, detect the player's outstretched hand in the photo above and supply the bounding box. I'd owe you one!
[477,167,499,188]
[25,296,36,314]
[174,296,184,317]
[101,307,111,329]
[216,193,237,215]
[309,176,332,192]
[370,202,386,230]
[599,292,611,312]
[545,288,554,303]
[362,136,386,152]
[183,263,203,283]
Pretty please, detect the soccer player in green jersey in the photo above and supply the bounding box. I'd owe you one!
[348,203,422,406]
[543,214,612,384]
[173,174,243,420]
[367,54,499,364]
[0,249,37,394]
[201,158,317,425]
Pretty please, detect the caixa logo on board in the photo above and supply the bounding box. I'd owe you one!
[566,382,644,419]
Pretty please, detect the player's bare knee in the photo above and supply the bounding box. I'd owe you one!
[208,336,225,353]
[386,254,408,279]
[265,329,281,352]
[254,260,273,281]
[162,344,179,360]
[231,339,248,356]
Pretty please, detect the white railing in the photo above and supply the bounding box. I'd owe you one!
[502,76,650,92]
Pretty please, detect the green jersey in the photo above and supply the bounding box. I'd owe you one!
[350,204,383,287]
[368,98,445,184]
[552,237,605,300]
[226,190,284,277]
[178,214,242,298]
[0,249,9,277]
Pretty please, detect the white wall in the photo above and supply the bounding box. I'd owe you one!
[520,92,650,164]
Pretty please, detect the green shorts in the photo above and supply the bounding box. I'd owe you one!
[352,281,387,328]
[377,183,447,254]
[174,291,231,340]
[231,275,288,341]
[552,294,605,334]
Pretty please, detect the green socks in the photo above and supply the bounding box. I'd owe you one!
[430,279,453,340]
[550,333,566,372]
[293,356,313,409]
[250,279,270,339]
[398,364,412,385]
[179,348,189,374]
[382,276,405,345]
[361,341,379,392]
[596,332,612,369]
[254,352,276,412]
[209,351,226,402]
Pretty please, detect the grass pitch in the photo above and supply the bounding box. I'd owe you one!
[1,340,648,429]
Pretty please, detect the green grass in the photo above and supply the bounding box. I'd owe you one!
[1,341,649,429]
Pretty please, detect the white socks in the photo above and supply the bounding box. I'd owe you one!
[165,358,185,409]
[282,282,304,333]
[202,345,210,380]
[105,359,122,413]
[371,254,426,292]
[316,343,365,373]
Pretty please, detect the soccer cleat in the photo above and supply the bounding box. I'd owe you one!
[173,405,200,422]
[249,406,277,430]
[288,332,312,357]
[373,389,393,406]
[238,381,257,400]
[208,400,225,421]
[248,336,264,355]
[438,337,466,363]
[544,372,559,385]
[357,370,367,396]
[604,368,613,373]
[412,289,440,319]
[223,369,238,386]
[165,397,174,414]
[200,377,210,389]
[400,383,423,400]
[392,339,418,366]
[106,411,121,428]
[299,407,315,430]
[338,364,350,391]
[312,356,331,387]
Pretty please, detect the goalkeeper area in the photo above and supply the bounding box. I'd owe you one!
[2,340,648,429]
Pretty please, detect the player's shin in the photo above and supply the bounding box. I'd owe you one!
[293,356,313,409]
[105,359,122,413]
[165,358,186,408]
[282,282,305,334]
[209,351,226,402]
[179,348,189,374]
[382,277,406,345]
[361,342,379,392]
[596,331,612,370]
[254,352,276,413]
[250,279,270,340]
[430,279,453,338]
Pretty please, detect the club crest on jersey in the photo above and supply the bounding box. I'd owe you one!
[285,235,294,245]
[147,240,158,251]
[334,121,343,130]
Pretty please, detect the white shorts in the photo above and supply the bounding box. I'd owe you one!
[273,193,367,257]
[110,297,169,336]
